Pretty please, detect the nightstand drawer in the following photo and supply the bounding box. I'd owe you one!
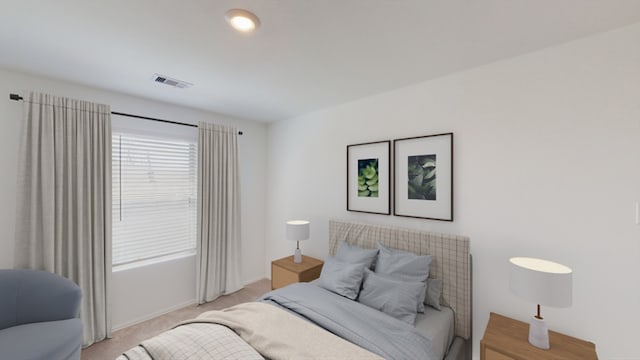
[484,348,515,360]
[480,313,597,360]
[271,255,323,290]
[271,265,301,289]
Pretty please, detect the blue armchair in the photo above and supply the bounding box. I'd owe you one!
[0,269,83,360]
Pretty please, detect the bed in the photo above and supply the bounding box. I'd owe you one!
[118,219,472,360]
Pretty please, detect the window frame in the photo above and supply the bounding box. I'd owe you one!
[111,116,198,269]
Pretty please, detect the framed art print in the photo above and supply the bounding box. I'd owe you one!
[347,140,391,215]
[394,133,453,221]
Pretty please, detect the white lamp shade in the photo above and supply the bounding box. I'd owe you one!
[286,220,310,242]
[509,257,572,308]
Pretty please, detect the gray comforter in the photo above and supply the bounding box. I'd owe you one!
[259,282,437,360]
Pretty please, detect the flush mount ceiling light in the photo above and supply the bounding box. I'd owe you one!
[225,9,260,33]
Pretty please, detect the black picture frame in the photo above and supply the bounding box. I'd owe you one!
[393,133,453,221]
[347,140,391,215]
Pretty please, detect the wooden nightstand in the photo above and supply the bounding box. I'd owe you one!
[480,312,597,360]
[271,255,323,290]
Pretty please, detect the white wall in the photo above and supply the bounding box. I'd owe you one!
[0,68,268,328]
[111,255,197,329]
[266,23,640,360]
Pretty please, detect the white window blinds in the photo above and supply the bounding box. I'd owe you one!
[112,133,197,266]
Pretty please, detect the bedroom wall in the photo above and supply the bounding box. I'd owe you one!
[265,22,640,360]
[0,68,268,329]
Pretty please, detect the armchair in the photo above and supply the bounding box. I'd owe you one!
[0,269,83,360]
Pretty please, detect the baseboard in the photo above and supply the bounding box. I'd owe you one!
[244,276,268,285]
[112,299,197,331]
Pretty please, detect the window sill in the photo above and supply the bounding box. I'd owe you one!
[113,250,196,272]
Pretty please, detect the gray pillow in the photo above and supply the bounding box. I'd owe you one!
[375,243,432,281]
[375,243,432,312]
[424,278,443,311]
[357,269,424,325]
[335,241,378,269]
[317,256,365,300]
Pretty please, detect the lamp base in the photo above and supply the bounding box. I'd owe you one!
[294,248,302,263]
[528,316,550,350]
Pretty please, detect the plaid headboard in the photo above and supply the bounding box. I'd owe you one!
[329,219,472,340]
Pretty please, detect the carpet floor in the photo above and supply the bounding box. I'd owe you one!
[81,278,271,360]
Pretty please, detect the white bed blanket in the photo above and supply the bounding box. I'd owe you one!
[147,323,263,359]
[121,323,263,360]
[181,302,383,360]
[120,302,382,360]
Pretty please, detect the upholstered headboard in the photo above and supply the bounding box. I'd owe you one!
[329,219,472,340]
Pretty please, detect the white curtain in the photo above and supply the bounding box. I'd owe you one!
[196,122,242,304]
[14,92,112,346]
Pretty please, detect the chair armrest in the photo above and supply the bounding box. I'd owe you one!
[0,270,82,329]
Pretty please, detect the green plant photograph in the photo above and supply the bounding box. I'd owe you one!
[408,154,436,200]
[357,158,379,197]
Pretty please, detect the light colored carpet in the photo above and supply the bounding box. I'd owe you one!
[81,278,271,360]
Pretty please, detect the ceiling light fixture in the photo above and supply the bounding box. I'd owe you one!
[225,9,260,33]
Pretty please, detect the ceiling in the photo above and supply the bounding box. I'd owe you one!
[1,1,639,122]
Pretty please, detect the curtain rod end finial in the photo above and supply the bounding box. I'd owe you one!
[9,93,23,101]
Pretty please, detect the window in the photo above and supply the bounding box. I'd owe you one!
[112,132,197,266]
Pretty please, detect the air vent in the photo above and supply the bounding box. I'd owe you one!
[152,74,193,89]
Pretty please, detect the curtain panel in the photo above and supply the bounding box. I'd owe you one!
[196,122,242,303]
[14,92,112,346]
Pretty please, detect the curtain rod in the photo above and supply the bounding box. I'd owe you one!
[9,93,243,135]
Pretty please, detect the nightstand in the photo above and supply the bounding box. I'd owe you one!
[480,312,597,360]
[271,255,323,290]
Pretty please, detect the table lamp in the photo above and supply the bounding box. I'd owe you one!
[509,257,572,350]
[286,220,310,263]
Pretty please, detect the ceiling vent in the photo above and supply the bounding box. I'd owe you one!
[152,74,193,89]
